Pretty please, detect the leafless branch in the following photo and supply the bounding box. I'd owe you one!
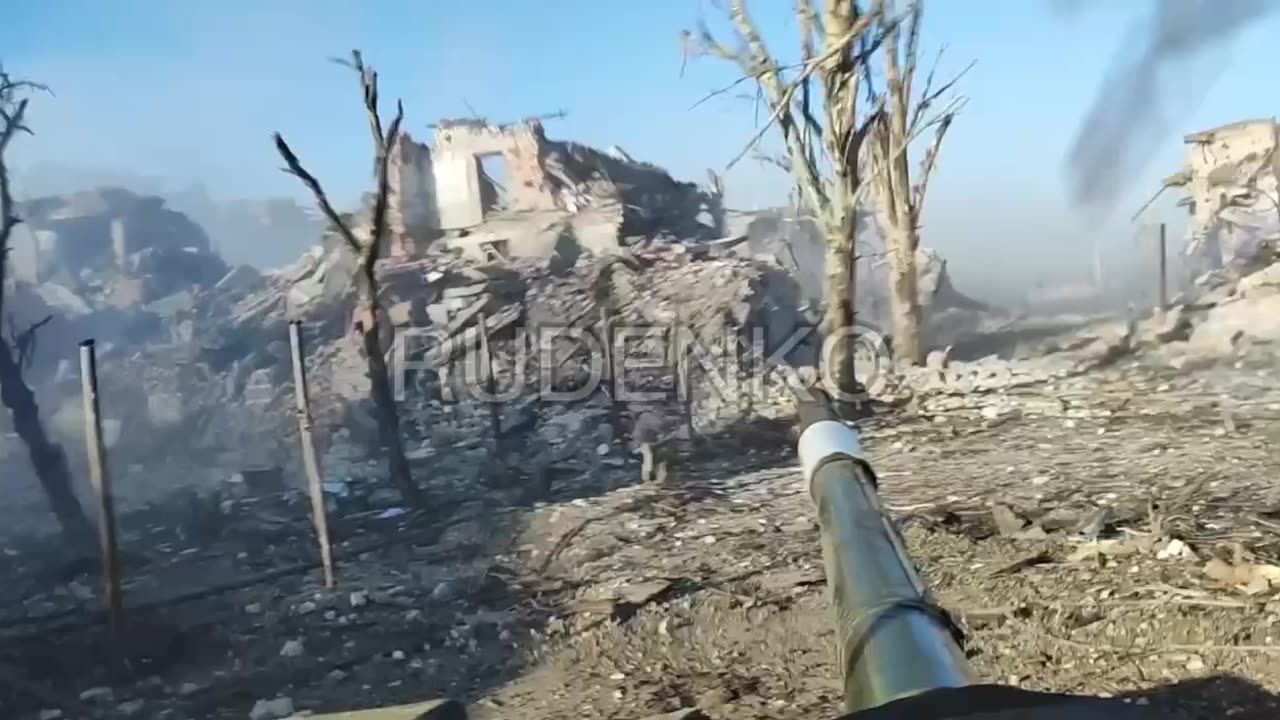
[847,93,886,170]
[273,133,362,257]
[796,0,822,169]
[696,1,896,213]
[908,43,946,131]
[9,314,52,369]
[689,72,760,111]
[332,50,384,152]
[908,94,967,146]
[0,67,48,317]
[899,1,924,106]
[910,109,955,216]
[0,98,26,241]
[908,57,974,136]
[751,148,792,173]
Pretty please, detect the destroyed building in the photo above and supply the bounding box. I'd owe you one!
[1163,117,1279,275]
[0,114,1002,542]
[382,118,725,260]
[3,188,232,384]
[10,188,226,293]
[0,126,806,537]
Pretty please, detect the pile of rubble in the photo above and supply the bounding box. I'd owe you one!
[0,124,806,523]
[4,223,817,518]
[3,188,230,381]
[864,251,1280,425]
[1,122,1099,525]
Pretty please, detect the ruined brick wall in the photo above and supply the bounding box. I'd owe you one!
[432,120,557,211]
[541,140,718,240]
[422,119,721,239]
[387,131,438,254]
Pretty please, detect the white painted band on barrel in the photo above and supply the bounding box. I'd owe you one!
[797,420,864,491]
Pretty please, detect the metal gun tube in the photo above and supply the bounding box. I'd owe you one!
[799,418,976,714]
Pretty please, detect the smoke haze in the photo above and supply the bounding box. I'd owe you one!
[1065,0,1273,213]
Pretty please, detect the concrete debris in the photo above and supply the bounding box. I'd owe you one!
[1204,558,1280,595]
[5,187,228,384]
[857,252,1280,423]
[117,698,147,716]
[249,697,296,720]
[303,699,468,720]
[1156,539,1194,561]
[643,710,709,720]
[78,686,114,703]
[0,129,828,541]
[990,504,1028,536]
[1165,118,1279,278]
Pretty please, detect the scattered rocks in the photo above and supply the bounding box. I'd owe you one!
[78,687,114,704]
[644,709,710,720]
[988,502,1029,535]
[249,696,295,720]
[116,698,146,716]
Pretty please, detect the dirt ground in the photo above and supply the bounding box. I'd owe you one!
[3,351,1279,720]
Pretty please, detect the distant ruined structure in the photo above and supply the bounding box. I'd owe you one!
[1163,118,1279,275]
[378,118,724,259]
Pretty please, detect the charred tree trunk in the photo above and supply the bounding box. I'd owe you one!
[0,69,95,550]
[274,50,422,509]
[0,342,94,550]
[356,294,420,507]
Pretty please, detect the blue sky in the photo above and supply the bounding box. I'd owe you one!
[2,1,1276,292]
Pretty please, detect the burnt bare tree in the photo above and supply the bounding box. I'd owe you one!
[0,66,95,549]
[685,1,892,404]
[273,50,423,508]
[865,1,967,365]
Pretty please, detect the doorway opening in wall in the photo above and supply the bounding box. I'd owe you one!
[478,153,509,214]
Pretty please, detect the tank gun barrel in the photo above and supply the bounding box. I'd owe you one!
[797,399,974,713]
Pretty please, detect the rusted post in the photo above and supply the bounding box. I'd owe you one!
[1157,222,1168,311]
[477,314,501,453]
[78,339,123,635]
[675,329,694,439]
[600,306,619,426]
[289,321,335,588]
